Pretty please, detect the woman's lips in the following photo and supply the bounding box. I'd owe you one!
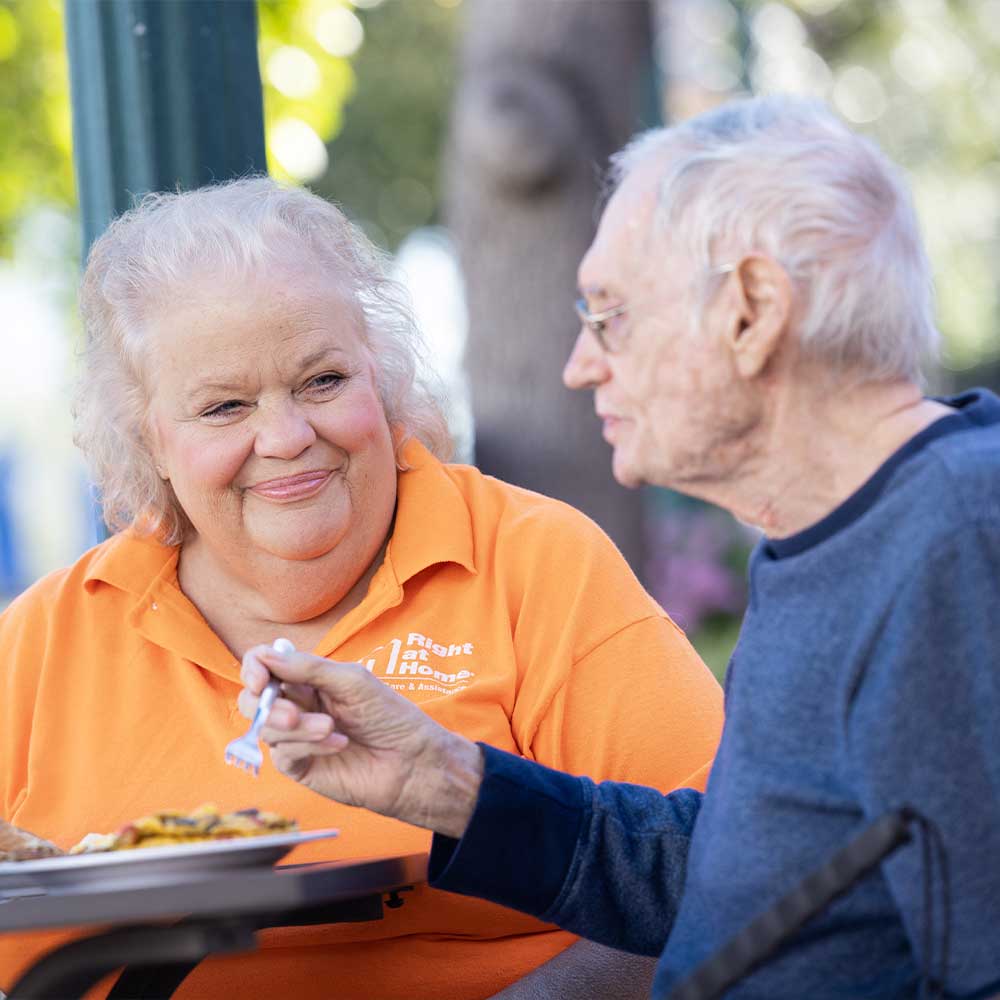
[247,470,333,502]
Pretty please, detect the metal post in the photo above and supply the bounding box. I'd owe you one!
[64,0,268,257]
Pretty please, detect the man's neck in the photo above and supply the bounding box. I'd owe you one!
[700,377,954,540]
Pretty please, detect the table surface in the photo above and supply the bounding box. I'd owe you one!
[0,853,429,932]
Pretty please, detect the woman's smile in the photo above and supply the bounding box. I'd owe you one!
[247,469,335,503]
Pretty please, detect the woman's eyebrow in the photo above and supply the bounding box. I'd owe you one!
[294,346,347,370]
[181,347,350,397]
[183,374,250,396]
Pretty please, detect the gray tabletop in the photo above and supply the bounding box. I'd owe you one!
[0,853,428,932]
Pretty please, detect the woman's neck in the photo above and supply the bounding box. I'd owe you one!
[176,535,388,659]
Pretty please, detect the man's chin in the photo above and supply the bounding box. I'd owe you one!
[611,455,644,490]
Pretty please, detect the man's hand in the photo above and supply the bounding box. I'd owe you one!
[238,645,484,838]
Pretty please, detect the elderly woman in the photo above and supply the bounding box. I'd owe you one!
[0,179,723,1000]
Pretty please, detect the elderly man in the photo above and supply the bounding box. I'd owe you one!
[241,96,1000,998]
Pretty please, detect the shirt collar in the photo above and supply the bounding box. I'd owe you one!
[386,437,477,584]
[83,530,179,595]
[763,388,1000,560]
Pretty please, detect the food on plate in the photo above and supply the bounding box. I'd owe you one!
[70,804,298,854]
[0,818,65,862]
[2,805,298,862]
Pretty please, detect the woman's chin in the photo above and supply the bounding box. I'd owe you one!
[250,526,346,563]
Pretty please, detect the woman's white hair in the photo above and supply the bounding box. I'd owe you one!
[610,95,940,384]
[74,176,451,543]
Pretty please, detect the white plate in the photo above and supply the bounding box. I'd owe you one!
[0,828,339,894]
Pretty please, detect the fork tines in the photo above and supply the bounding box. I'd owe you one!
[224,736,264,776]
[224,750,261,776]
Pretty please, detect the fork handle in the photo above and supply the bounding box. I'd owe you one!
[249,679,281,737]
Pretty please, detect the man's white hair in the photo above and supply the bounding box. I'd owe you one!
[610,95,940,383]
[74,177,450,543]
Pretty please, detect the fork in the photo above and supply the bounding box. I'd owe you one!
[224,637,295,777]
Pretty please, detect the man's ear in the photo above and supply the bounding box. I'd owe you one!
[723,254,793,379]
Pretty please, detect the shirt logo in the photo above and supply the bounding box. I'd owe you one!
[362,632,477,696]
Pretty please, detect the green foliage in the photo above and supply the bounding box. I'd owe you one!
[312,0,459,249]
[256,0,460,250]
[5,0,997,372]
[257,0,357,182]
[692,616,744,681]
[0,0,73,258]
[0,0,457,257]
[743,0,1000,373]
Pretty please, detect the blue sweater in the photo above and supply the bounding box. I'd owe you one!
[430,389,1000,999]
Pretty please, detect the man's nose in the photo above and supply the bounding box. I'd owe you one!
[253,398,317,459]
[563,328,609,390]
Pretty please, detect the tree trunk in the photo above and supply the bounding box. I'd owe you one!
[445,0,653,573]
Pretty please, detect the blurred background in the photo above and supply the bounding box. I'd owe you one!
[2,0,998,676]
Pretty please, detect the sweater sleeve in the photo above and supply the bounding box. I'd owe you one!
[846,524,1000,998]
[429,743,702,957]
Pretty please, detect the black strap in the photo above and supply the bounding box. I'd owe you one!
[666,808,914,1000]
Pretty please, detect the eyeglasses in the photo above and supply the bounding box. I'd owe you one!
[573,298,629,352]
[575,262,737,353]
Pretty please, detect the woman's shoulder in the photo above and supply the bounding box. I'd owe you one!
[1,532,170,626]
[442,459,619,546]
[1,545,101,621]
[440,460,662,613]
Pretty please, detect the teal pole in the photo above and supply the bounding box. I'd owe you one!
[64,0,268,257]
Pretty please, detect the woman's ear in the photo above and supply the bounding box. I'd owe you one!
[723,254,793,380]
[143,418,170,480]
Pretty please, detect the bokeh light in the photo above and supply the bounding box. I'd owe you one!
[266,45,321,99]
[314,6,364,59]
[832,65,887,123]
[269,117,329,181]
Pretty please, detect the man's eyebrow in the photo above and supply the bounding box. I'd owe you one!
[577,285,615,303]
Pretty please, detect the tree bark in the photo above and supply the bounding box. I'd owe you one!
[445,0,653,573]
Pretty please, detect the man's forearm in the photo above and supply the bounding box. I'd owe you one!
[432,745,701,957]
[487,939,658,1000]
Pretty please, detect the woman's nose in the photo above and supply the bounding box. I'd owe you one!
[253,399,317,459]
[563,328,610,391]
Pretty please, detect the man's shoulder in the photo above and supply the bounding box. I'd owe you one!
[893,415,1000,526]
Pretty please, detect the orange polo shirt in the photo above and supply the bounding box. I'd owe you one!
[0,441,723,999]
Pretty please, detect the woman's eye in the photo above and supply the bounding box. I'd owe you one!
[202,400,245,419]
[306,372,345,392]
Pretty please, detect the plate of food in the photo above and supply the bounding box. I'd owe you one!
[0,805,338,893]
